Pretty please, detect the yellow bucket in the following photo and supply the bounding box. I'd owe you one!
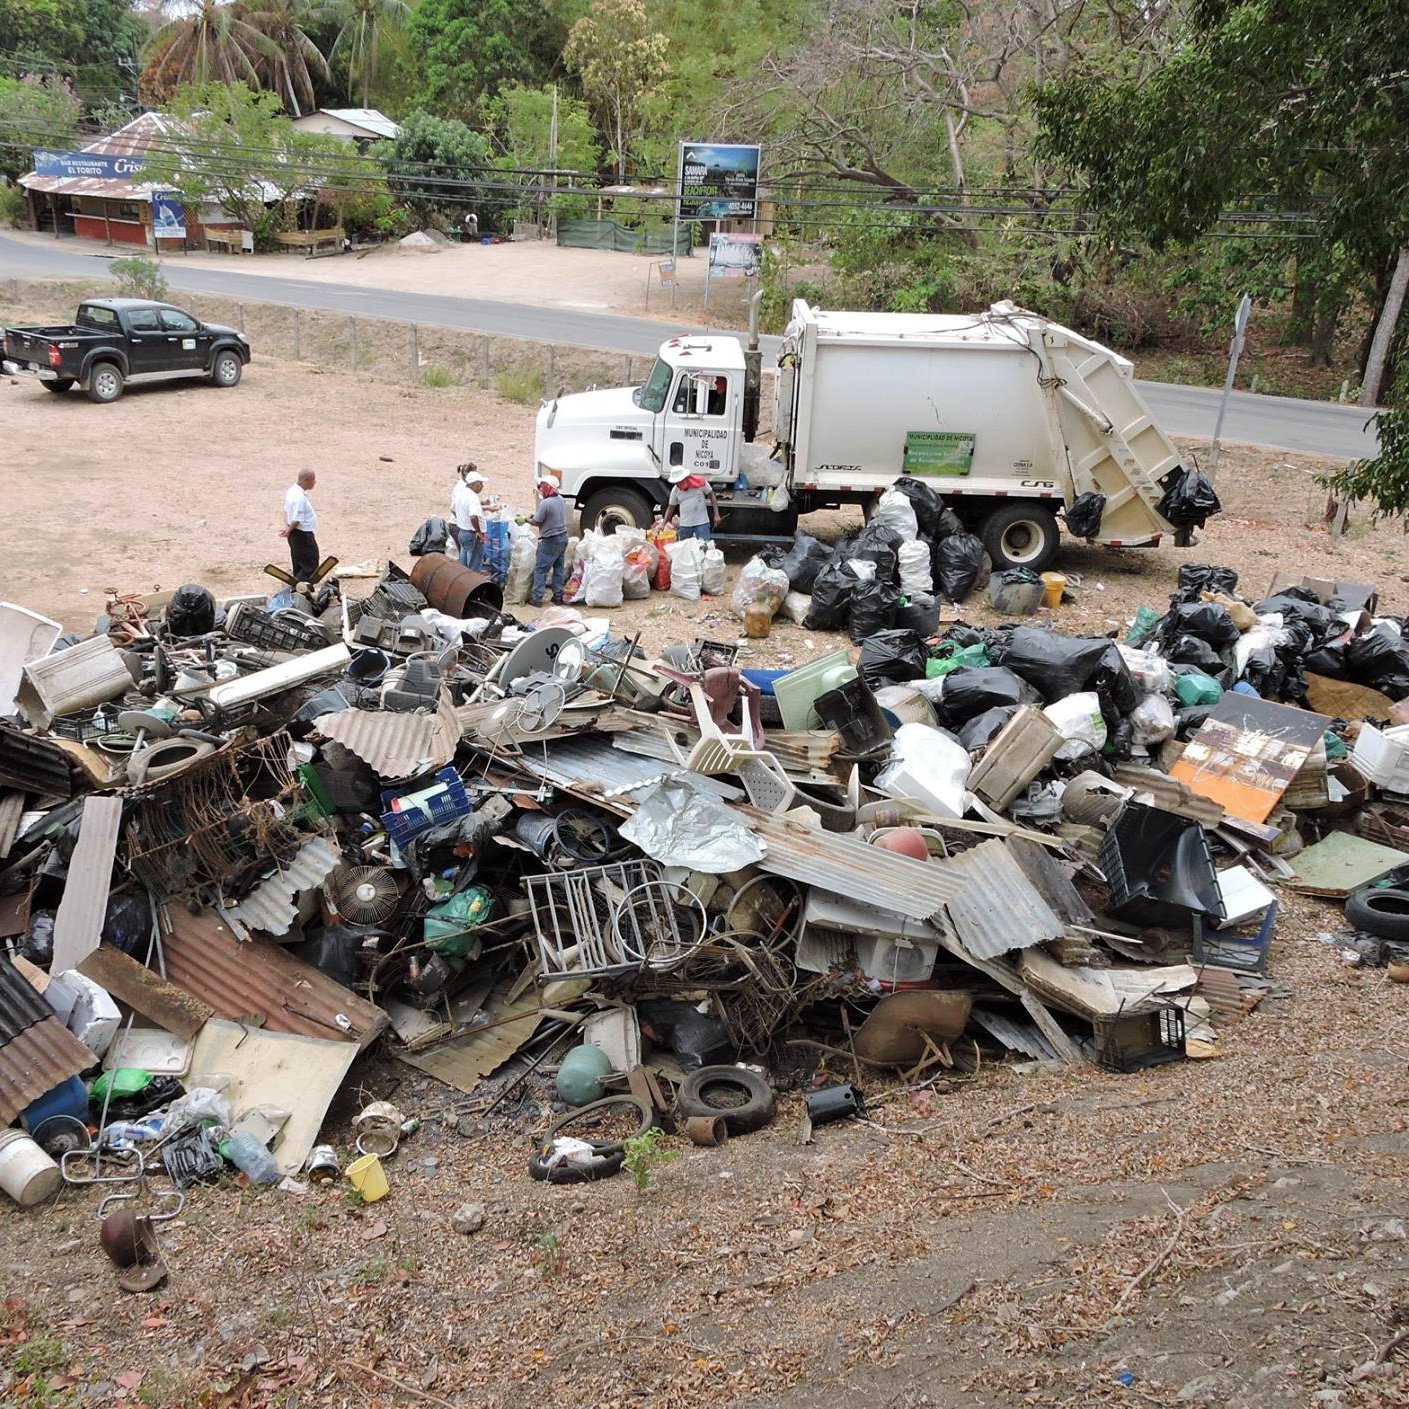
[346,1152,389,1203]
[1040,572,1067,609]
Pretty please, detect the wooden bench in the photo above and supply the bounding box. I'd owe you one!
[205,229,252,254]
[274,227,346,257]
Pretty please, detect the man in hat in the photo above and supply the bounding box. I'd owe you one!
[663,467,721,541]
[280,468,320,582]
[450,463,487,570]
[528,476,569,606]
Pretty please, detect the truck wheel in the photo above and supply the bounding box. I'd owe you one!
[980,503,1060,572]
[87,363,124,404]
[580,486,655,536]
[210,350,243,387]
[42,378,75,394]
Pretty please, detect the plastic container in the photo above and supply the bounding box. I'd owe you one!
[1351,723,1409,791]
[0,1127,61,1207]
[21,1074,89,1134]
[744,605,772,639]
[225,1130,279,1185]
[1040,572,1067,608]
[347,1152,389,1202]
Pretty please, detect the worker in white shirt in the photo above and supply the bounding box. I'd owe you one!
[280,468,319,582]
[450,463,487,570]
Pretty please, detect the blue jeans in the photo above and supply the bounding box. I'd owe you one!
[456,528,485,572]
[676,522,713,542]
[531,533,567,603]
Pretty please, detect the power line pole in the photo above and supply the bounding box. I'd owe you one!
[1206,292,1251,482]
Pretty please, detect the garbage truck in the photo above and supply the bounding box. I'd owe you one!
[533,298,1200,571]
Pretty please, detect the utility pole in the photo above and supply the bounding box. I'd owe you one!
[1206,293,1251,482]
[1361,246,1409,409]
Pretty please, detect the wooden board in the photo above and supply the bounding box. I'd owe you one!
[50,795,122,974]
[1304,673,1397,723]
[76,946,214,1041]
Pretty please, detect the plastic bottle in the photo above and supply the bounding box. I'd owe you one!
[99,1117,165,1149]
[224,1131,279,1185]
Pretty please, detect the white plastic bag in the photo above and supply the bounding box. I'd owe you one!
[730,555,789,620]
[702,547,728,597]
[781,590,811,625]
[668,538,706,601]
[1043,691,1107,759]
[621,528,653,600]
[898,540,933,596]
[584,535,625,608]
[846,558,877,583]
[566,530,599,605]
[1130,693,1176,747]
[873,721,971,819]
[503,529,537,605]
[1117,644,1173,696]
[875,489,919,541]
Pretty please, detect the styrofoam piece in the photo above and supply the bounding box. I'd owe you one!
[46,968,122,1058]
[103,1027,193,1076]
[1351,723,1409,791]
[582,1007,641,1071]
[873,722,970,819]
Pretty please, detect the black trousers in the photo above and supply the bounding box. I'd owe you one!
[288,527,320,583]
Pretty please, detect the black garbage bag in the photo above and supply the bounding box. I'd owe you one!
[1165,634,1228,674]
[638,999,735,1071]
[101,893,152,958]
[935,531,985,602]
[938,666,1040,727]
[1175,563,1239,603]
[409,515,449,556]
[858,629,929,689]
[19,910,55,967]
[1065,492,1106,540]
[891,475,944,538]
[848,580,901,644]
[934,505,964,540]
[775,531,832,594]
[1255,592,1342,645]
[1157,467,1222,528]
[942,623,994,651]
[804,560,860,632]
[1346,626,1409,685]
[167,584,216,636]
[894,595,941,636]
[1159,601,1240,649]
[956,705,1017,752]
[301,923,364,989]
[989,627,1112,702]
[851,522,902,586]
[1303,646,1348,679]
[1092,641,1141,719]
[1175,705,1215,740]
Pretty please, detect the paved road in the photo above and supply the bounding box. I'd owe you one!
[2,232,1381,460]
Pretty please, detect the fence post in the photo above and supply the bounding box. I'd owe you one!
[292,308,300,362]
[545,345,555,395]
[349,317,357,371]
[622,355,632,383]
[410,323,419,385]
[237,302,245,333]
[481,336,491,390]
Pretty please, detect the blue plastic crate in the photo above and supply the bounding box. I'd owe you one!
[380,767,472,848]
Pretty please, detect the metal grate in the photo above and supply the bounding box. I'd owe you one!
[526,860,660,978]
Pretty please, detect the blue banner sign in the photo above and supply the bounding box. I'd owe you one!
[33,149,148,180]
[152,191,186,238]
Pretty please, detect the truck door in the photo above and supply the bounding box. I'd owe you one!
[662,372,737,480]
[123,307,167,373]
[157,308,207,370]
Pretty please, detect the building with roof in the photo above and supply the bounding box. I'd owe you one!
[291,108,400,146]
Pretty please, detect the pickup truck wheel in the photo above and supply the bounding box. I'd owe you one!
[87,363,124,404]
[42,378,75,394]
[210,350,243,387]
[980,503,1060,572]
[580,486,655,536]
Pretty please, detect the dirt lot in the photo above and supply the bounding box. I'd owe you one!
[3,344,1409,1409]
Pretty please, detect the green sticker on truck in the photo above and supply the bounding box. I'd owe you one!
[903,431,975,476]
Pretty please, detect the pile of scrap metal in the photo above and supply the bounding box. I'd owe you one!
[2,545,1407,1206]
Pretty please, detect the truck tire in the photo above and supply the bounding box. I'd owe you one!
[676,1066,776,1136]
[980,503,1060,572]
[1345,886,1409,941]
[42,378,75,394]
[580,486,655,536]
[87,362,125,404]
[210,349,243,387]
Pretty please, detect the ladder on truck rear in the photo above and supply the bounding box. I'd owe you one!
[1034,327,1180,547]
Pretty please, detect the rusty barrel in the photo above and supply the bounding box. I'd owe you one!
[409,553,504,618]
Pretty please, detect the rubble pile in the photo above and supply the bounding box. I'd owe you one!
[2,488,1408,1251]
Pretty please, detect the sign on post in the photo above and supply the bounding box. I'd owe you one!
[152,192,186,239]
[677,142,761,221]
[33,150,148,180]
[708,233,762,279]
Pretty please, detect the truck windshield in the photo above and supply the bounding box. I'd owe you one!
[634,357,672,413]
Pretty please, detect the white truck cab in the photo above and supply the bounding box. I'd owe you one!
[535,299,1188,570]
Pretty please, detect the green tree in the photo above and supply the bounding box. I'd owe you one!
[1036,0,1409,512]
[329,0,407,108]
[0,78,80,183]
[141,0,277,101]
[0,0,145,107]
[406,0,561,119]
[563,0,668,182]
[245,0,330,116]
[383,108,492,228]
[488,83,599,229]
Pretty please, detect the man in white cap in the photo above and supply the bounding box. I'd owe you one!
[528,476,569,606]
[450,462,487,570]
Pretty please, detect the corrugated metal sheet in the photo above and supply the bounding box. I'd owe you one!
[940,838,1064,960]
[315,696,459,779]
[1007,835,1093,926]
[50,795,122,974]
[161,908,387,1050]
[1112,763,1224,826]
[0,792,24,860]
[0,954,51,1046]
[970,1006,1058,1061]
[226,834,341,937]
[21,112,187,198]
[0,723,75,797]
[0,1015,96,1125]
[528,737,742,803]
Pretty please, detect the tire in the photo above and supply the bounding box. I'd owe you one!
[579,486,655,536]
[1345,886,1409,941]
[528,1141,627,1184]
[676,1065,776,1136]
[42,378,75,394]
[87,362,125,404]
[545,1094,656,1144]
[980,502,1061,572]
[210,349,243,387]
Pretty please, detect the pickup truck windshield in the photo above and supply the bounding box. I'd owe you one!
[634,357,672,413]
[78,304,118,329]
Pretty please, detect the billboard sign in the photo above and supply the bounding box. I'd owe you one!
[678,142,760,221]
[152,192,186,239]
[33,149,148,180]
[708,232,762,279]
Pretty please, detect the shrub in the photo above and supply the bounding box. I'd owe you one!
[0,183,24,229]
[497,367,545,404]
[109,257,168,300]
[421,365,454,388]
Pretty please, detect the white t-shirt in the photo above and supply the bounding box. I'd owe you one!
[451,480,483,531]
[284,484,317,533]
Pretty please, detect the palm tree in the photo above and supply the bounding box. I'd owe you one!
[245,0,331,115]
[330,0,408,109]
[143,0,278,99]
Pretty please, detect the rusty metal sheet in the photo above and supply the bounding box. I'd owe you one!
[0,792,23,860]
[1006,835,1093,927]
[970,1006,1058,1062]
[1112,764,1224,826]
[76,947,214,1042]
[396,981,548,1092]
[161,908,387,1050]
[226,834,341,937]
[940,838,1064,960]
[19,112,188,199]
[50,795,122,975]
[0,1016,96,1125]
[0,723,75,797]
[315,694,460,779]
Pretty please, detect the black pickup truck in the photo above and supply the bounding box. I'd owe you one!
[2,297,250,403]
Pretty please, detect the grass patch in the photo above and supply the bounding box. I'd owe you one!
[352,1254,390,1285]
[420,365,455,388]
[137,1366,209,1407]
[496,367,545,405]
[12,1336,68,1376]
[298,1206,327,1231]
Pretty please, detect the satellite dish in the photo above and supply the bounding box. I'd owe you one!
[491,627,585,693]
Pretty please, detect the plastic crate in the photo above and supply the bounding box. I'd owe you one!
[1094,1006,1185,1073]
[226,602,329,653]
[380,766,472,848]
